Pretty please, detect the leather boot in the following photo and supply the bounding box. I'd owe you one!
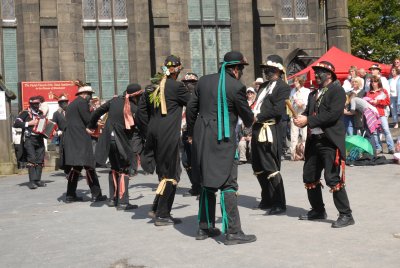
[108,171,117,207]
[332,187,352,215]
[34,165,46,187]
[255,174,273,209]
[154,181,179,226]
[28,165,37,189]
[117,173,138,210]
[149,195,159,218]
[221,191,242,234]
[65,168,80,201]
[198,188,217,230]
[86,168,107,202]
[268,173,286,215]
[224,231,257,245]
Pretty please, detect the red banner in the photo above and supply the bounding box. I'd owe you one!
[20,81,78,109]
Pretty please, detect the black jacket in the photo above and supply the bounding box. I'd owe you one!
[88,95,137,167]
[137,77,190,180]
[186,71,254,188]
[63,96,95,167]
[303,81,346,159]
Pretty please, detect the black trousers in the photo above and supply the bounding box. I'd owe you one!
[129,133,143,173]
[24,135,45,182]
[256,172,286,209]
[303,135,352,215]
[181,131,201,193]
[152,181,177,218]
[198,177,242,234]
[66,166,103,198]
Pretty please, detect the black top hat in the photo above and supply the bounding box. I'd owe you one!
[260,55,284,71]
[312,61,337,80]
[164,55,182,67]
[221,51,249,66]
[126,83,142,94]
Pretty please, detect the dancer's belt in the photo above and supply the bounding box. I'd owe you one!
[257,119,276,142]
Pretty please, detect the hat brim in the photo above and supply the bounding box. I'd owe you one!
[369,67,381,71]
[221,62,249,67]
[312,66,337,80]
[75,90,95,96]
[259,64,283,71]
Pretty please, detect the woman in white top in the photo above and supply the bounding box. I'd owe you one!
[289,76,310,160]
[388,67,400,128]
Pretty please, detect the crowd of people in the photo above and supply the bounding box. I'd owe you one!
[15,50,400,245]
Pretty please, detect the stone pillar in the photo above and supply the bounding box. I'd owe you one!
[16,0,41,81]
[230,0,254,86]
[57,1,85,80]
[166,0,190,71]
[326,0,350,52]
[127,0,152,86]
[0,98,16,175]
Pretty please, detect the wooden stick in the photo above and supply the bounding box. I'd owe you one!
[285,99,298,118]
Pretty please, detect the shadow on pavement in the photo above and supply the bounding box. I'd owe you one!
[56,190,91,203]
[17,180,55,188]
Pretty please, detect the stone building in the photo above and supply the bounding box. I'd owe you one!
[0,0,350,103]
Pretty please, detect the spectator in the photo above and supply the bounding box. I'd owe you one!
[369,64,390,93]
[351,77,366,134]
[365,76,395,154]
[289,76,310,160]
[237,87,255,164]
[12,127,25,169]
[254,77,264,92]
[358,68,371,92]
[388,67,400,128]
[343,66,358,92]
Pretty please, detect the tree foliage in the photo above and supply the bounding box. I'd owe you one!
[348,0,400,63]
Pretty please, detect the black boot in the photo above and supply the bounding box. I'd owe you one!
[299,185,327,220]
[222,190,256,245]
[66,169,82,203]
[154,181,179,226]
[254,174,273,209]
[86,168,107,202]
[268,173,286,215]
[108,171,117,207]
[148,195,159,218]
[28,165,37,189]
[116,173,138,210]
[332,188,354,228]
[197,188,218,240]
[34,165,46,187]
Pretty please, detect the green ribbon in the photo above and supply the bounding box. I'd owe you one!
[220,189,237,234]
[198,187,212,228]
[217,61,240,141]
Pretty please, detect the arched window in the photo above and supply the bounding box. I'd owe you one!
[82,0,129,100]
[282,0,308,20]
[188,0,231,76]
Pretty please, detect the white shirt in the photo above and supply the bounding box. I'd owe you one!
[389,76,399,97]
[290,86,310,114]
[253,81,276,117]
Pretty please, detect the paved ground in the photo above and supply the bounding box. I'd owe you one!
[0,158,400,268]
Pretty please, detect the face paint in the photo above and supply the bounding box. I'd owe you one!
[59,102,68,110]
[315,70,329,87]
[30,103,40,112]
[263,66,278,81]
[85,94,92,102]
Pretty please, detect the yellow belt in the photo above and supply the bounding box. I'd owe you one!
[258,119,276,143]
[156,178,177,195]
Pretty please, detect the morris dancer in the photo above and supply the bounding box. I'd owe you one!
[187,51,256,245]
[251,55,290,215]
[294,61,355,228]
[63,83,107,203]
[88,83,143,210]
[137,55,190,226]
